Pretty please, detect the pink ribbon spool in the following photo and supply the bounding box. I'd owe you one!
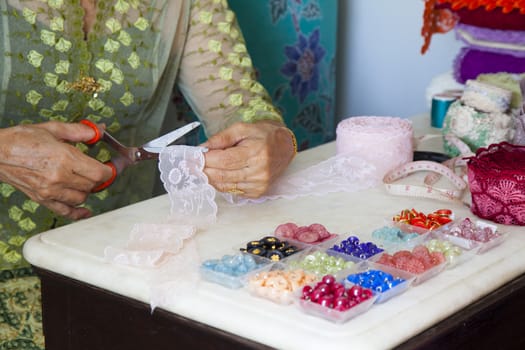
[336,116,414,179]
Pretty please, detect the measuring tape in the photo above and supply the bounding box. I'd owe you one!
[383,160,467,203]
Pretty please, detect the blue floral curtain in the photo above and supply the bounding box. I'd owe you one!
[229,0,338,150]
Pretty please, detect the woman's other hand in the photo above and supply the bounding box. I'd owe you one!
[202,121,296,197]
[0,121,114,220]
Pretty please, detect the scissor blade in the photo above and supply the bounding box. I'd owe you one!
[142,121,201,152]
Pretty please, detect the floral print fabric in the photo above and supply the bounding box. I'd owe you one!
[229,0,338,150]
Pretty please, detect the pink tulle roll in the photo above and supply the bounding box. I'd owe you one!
[336,116,414,178]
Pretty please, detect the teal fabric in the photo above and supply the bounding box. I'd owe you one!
[229,0,338,150]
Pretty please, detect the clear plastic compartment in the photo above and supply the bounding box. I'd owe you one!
[246,264,319,305]
[237,235,305,263]
[437,219,507,254]
[344,262,415,304]
[326,234,385,262]
[425,234,478,269]
[283,248,363,279]
[390,209,455,234]
[297,292,377,323]
[371,225,431,253]
[200,252,274,289]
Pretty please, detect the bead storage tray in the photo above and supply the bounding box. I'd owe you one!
[282,247,363,280]
[436,219,507,254]
[371,225,431,253]
[391,209,455,234]
[275,233,340,251]
[200,252,274,289]
[375,246,448,286]
[425,234,478,270]
[237,235,304,263]
[326,234,385,262]
[344,262,416,304]
[273,223,340,250]
[245,264,319,305]
[297,287,378,324]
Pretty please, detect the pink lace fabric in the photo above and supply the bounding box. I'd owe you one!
[223,153,380,204]
[104,146,215,310]
[336,116,414,179]
[467,142,525,225]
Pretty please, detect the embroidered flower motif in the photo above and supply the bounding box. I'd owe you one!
[227,52,241,65]
[110,68,124,84]
[48,0,64,9]
[18,217,36,232]
[230,28,239,39]
[8,206,23,222]
[281,28,325,102]
[208,39,222,53]
[97,148,111,163]
[21,200,38,213]
[104,39,121,53]
[229,94,243,107]
[88,98,105,111]
[97,79,112,92]
[44,73,59,87]
[0,184,16,198]
[52,100,69,111]
[233,43,246,53]
[56,80,70,93]
[25,90,43,106]
[134,17,150,31]
[106,18,122,34]
[3,250,22,264]
[240,57,252,67]
[23,8,36,24]
[118,31,132,46]
[200,11,213,24]
[128,52,140,69]
[217,22,231,34]
[55,60,70,74]
[96,59,115,73]
[40,30,56,46]
[27,50,44,67]
[50,17,64,31]
[55,37,72,52]
[8,235,28,247]
[115,0,131,13]
[100,106,115,117]
[219,67,233,81]
[120,92,134,106]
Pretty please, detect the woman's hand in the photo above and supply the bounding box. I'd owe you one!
[0,121,114,220]
[202,120,296,198]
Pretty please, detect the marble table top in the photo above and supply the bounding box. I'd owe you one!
[24,116,525,350]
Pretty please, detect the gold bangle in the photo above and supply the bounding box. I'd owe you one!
[284,127,298,156]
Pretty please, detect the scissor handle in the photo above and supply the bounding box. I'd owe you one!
[91,162,117,193]
[80,119,102,145]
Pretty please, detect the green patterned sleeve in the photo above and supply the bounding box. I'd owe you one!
[176,0,284,136]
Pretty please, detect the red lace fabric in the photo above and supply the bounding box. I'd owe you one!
[467,142,525,225]
[437,0,525,13]
[421,0,525,54]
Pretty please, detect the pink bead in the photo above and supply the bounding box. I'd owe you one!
[322,274,336,285]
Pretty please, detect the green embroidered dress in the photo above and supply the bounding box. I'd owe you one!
[0,0,282,347]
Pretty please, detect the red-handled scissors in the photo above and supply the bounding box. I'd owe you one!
[80,119,201,192]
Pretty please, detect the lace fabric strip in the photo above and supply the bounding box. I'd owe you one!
[336,116,414,179]
[467,142,525,225]
[223,153,381,205]
[104,146,215,310]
